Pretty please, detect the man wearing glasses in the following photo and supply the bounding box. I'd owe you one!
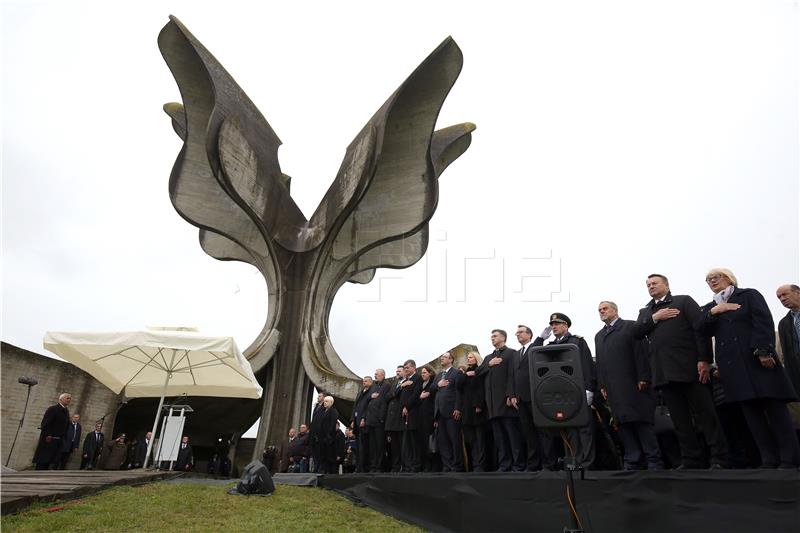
[631,274,728,469]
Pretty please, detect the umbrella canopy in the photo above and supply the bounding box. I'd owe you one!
[43,328,262,399]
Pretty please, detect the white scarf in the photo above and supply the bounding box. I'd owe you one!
[713,285,735,305]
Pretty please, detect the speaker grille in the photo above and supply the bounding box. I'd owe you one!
[537,367,549,377]
[560,365,574,375]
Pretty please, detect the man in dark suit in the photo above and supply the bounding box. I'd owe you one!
[596,301,664,470]
[433,352,465,472]
[631,273,728,469]
[81,422,105,470]
[384,366,406,472]
[351,376,373,472]
[175,435,193,471]
[365,368,391,472]
[59,413,82,469]
[309,391,326,472]
[509,325,544,471]
[399,359,423,472]
[534,314,598,469]
[133,431,152,468]
[776,284,800,398]
[478,329,524,472]
[33,392,72,470]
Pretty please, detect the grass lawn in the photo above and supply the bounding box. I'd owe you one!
[1,482,422,532]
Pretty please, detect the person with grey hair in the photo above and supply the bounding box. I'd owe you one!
[701,270,799,468]
[33,392,72,470]
[776,284,800,401]
[319,395,340,474]
[365,368,392,472]
[596,301,663,470]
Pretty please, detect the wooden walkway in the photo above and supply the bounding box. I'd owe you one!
[1,469,180,515]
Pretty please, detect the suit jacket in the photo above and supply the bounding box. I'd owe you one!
[509,344,535,402]
[541,334,597,393]
[778,310,800,396]
[352,386,372,431]
[595,319,655,423]
[63,421,82,452]
[384,378,406,432]
[701,287,797,402]
[309,402,326,445]
[632,292,712,387]
[398,373,423,430]
[365,381,391,427]
[32,403,70,464]
[176,443,193,470]
[432,366,464,419]
[477,346,517,419]
[134,439,150,466]
[83,431,105,459]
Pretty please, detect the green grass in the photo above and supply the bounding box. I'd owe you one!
[1,482,422,532]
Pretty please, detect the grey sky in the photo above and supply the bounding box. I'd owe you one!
[3,0,798,429]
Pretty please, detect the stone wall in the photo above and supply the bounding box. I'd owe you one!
[1,342,121,470]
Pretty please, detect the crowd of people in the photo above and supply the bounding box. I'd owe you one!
[32,396,195,472]
[275,272,800,473]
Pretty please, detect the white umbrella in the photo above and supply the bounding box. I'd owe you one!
[43,327,262,467]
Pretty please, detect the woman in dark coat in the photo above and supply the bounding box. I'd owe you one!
[701,268,800,468]
[462,352,487,471]
[418,365,439,472]
[319,396,341,474]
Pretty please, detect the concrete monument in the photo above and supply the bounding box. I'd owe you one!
[158,16,475,454]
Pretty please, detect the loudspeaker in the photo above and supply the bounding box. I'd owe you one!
[236,460,275,495]
[528,344,589,428]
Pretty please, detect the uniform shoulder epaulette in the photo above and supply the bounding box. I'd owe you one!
[573,335,583,339]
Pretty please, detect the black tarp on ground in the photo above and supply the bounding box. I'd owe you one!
[319,470,800,533]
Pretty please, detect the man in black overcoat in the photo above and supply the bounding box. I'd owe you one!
[309,391,326,472]
[81,421,105,470]
[399,359,423,472]
[631,273,728,469]
[351,376,373,472]
[596,301,664,470]
[509,325,544,471]
[133,431,152,469]
[776,284,800,400]
[477,329,524,471]
[533,314,598,469]
[175,435,193,471]
[365,368,392,472]
[33,392,72,470]
[384,365,406,472]
[432,351,465,472]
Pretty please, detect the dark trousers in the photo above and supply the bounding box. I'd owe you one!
[356,429,370,472]
[59,450,75,469]
[739,398,800,467]
[367,425,386,472]
[401,429,421,472]
[716,402,759,468]
[517,401,543,470]
[544,420,596,469]
[462,424,486,471]
[387,431,403,471]
[618,421,664,469]
[661,381,728,467]
[436,417,464,472]
[490,416,524,471]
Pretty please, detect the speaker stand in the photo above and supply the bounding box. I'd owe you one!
[562,455,584,533]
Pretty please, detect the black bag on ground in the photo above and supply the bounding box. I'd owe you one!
[234,460,275,495]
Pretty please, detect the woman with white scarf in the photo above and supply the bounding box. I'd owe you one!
[700,268,799,469]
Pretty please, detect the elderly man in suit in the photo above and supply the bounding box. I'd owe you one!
[596,301,664,470]
[33,392,72,470]
[81,422,105,469]
[631,273,728,469]
[365,368,392,472]
[398,359,423,472]
[352,376,374,472]
[433,351,465,472]
[776,284,800,402]
[59,413,82,469]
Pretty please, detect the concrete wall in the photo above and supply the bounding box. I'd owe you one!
[1,342,121,470]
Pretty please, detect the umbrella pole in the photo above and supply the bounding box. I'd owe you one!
[144,371,171,469]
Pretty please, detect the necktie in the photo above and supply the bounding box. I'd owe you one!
[604,324,614,336]
[96,432,99,443]
[793,312,800,347]
[520,345,527,361]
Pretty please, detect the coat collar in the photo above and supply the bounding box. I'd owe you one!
[648,292,673,308]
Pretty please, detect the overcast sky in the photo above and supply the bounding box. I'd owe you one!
[3,1,798,436]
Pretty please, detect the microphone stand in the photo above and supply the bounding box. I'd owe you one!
[5,381,37,467]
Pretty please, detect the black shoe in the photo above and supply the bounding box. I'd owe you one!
[709,463,725,470]
[674,464,702,470]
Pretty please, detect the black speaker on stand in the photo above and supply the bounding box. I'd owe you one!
[529,344,588,533]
